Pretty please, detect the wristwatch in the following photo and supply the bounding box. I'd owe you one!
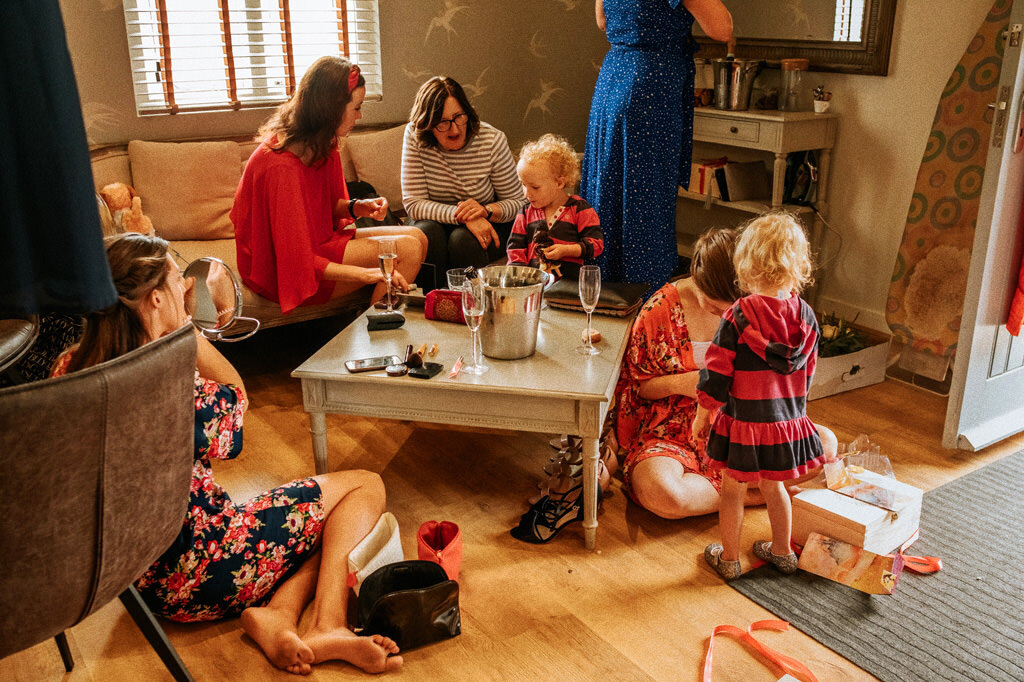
[485,206,494,220]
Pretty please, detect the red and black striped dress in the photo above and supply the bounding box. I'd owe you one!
[696,293,826,482]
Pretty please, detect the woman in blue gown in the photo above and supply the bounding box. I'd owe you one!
[582,0,732,290]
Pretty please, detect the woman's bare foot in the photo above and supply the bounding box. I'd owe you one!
[304,627,403,673]
[241,606,315,675]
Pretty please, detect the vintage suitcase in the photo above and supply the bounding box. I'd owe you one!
[791,471,922,555]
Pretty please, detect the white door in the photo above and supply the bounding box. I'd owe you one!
[945,15,1024,450]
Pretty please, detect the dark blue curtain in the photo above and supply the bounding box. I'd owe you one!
[0,0,116,315]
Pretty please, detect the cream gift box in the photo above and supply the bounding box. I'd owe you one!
[792,471,922,555]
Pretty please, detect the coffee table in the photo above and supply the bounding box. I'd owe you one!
[292,305,634,549]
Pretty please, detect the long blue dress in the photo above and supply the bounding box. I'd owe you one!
[582,0,697,290]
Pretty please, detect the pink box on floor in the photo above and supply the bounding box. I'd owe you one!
[798,532,904,594]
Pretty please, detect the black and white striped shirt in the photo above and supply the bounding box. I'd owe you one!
[401,121,525,225]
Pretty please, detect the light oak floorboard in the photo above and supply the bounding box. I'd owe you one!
[4,320,1021,681]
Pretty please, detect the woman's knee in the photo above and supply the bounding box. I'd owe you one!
[315,469,386,511]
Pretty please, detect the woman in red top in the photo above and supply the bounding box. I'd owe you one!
[232,56,426,314]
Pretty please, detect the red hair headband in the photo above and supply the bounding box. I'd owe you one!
[348,64,360,93]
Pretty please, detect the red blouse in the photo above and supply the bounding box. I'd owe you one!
[231,140,355,314]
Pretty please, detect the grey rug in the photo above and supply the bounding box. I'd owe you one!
[731,451,1024,682]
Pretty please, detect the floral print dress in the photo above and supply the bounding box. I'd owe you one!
[53,352,325,622]
[613,283,722,500]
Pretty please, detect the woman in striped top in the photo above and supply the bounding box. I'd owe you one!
[401,77,525,290]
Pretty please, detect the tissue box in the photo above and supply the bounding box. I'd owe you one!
[792,471,922,555]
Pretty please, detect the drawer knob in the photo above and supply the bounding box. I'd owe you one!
[729,126,738,133]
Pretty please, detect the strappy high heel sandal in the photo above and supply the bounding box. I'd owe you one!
[510,484,585,544]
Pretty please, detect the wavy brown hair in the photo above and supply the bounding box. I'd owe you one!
[257,56,365,165]
[690,227,742,303]
[408,76,480,149]
[65,233,171,373]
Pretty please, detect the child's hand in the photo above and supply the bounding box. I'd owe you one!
[691,406,710,442]
[543,243,582,261]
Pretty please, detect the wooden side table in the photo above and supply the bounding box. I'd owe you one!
[681,108,839,301]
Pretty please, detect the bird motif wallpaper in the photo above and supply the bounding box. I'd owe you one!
[68,0,612,153]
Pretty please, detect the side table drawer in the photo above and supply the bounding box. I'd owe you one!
[694,116,760,145]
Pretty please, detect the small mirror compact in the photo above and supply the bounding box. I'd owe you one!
[182,257,260,342]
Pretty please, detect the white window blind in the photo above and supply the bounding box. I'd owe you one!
[123,0,382,115]
[833,0,865,42]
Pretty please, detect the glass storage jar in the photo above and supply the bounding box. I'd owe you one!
[779,58,809,111]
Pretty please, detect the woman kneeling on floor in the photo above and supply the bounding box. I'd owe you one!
[611,227,836,518]
[54,232,402,675]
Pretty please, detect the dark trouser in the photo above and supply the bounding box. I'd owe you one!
[410,219,515,291]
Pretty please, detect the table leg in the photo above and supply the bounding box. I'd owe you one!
[772,152,787,207]
[309,411,329,475]
[581,435,599,550]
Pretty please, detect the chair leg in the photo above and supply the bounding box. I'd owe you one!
[118,586,194,682]
[54,632,73,672]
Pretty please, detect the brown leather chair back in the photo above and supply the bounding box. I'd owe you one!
[0,326,196,659]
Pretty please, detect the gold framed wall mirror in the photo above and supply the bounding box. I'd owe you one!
[695,0,897,75]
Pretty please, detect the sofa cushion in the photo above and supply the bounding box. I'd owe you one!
[128,140,241,241]
[343,125,406,213]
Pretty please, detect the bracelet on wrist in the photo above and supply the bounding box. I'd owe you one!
[348,198,358,217]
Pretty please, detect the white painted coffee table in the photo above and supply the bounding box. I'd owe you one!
[292,305,633,549]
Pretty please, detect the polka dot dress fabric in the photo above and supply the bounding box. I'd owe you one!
[582,0,697,290]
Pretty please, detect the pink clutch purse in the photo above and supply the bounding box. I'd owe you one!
[424,289,465,324]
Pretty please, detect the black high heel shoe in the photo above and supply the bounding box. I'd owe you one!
[510,484,584,544]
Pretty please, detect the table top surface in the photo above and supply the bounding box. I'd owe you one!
[292,304,634,402]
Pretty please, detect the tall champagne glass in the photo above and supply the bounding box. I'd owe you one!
[377,237,398,312]
[461,278,488,375]
[575,265,601,356]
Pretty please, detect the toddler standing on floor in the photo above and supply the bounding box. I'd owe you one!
[693,212,828,580]
[507,134,603,280]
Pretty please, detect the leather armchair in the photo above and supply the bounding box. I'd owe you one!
[0,325,197,680]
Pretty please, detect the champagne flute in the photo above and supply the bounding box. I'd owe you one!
[377,237,398,312]
[575,265,601,356]
[461,278,488,375]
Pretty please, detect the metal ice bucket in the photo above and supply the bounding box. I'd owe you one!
[478,265,546,359]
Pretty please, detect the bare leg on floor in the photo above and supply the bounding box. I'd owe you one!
[302,470,403,673]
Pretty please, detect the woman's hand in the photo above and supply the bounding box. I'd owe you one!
[455,198,488,223]
[360,267,409,292]
[637,372,699,401]
[464,216,501,251]
[206,260,235,322]
[354,197,389,221]
[543,243,582,261]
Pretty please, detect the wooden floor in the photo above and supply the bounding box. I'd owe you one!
[4,318,1022,682]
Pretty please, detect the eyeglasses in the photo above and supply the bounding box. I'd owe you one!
[434,113,468,132]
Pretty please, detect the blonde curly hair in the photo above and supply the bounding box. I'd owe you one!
[734,211,815,294]
[518,134,580,189]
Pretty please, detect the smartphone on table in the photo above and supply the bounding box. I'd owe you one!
[344,355,402,373]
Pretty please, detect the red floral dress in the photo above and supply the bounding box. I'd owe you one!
[53,351,325,622]
[613,283,722,500]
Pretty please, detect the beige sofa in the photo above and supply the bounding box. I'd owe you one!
[89,123,407,329]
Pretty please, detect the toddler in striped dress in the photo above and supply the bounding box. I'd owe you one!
[693,212,828,580]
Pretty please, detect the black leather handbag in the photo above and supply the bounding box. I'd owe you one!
[544,278,649,317]
[356,560,461,651]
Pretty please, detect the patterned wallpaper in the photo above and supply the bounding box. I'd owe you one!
[61,0,611,153]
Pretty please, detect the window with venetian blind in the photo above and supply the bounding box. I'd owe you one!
[122,0,382,115]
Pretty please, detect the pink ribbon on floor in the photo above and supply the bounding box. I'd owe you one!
[702,619,819,682]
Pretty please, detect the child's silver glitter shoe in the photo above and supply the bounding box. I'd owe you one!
[752,541,798,574]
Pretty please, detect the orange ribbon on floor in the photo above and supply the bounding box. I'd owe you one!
[702,619,819,682]
[893,530,943,574]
